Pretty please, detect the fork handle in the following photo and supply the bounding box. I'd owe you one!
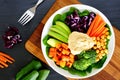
[35,0,44,8]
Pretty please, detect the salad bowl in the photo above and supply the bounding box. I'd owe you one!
[41,4,115,79]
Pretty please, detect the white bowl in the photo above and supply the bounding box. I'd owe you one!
[41,4,115,79]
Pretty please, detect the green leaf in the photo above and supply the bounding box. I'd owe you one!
[93,55,107,68]
[46,46,50,57]
[86,65,92,73]
[53,14,61,25]
[68,67,87,76]
[60,13,67,22]
[105,24,112,36]
[43,35,50,46]
[80,10,90,17]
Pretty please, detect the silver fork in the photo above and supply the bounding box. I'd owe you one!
[18,0,43,26]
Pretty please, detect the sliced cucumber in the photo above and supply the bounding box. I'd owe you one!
[55,21,71,34]
[22,70,39,80]
[50,27,68,38]
[47,38,62,47]
[37,69,50,80]
[16,60,42,80]
[48,30,68,43]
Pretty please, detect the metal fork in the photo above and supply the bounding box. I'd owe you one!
[18,0,43,26]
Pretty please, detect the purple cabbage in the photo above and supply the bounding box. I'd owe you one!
[2,27,22,48]
[65,10,96,33]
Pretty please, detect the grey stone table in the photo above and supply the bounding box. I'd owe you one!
[0,0,119,80]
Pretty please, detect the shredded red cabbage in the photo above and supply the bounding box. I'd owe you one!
[2,27,22,48]
[65,10,96,33]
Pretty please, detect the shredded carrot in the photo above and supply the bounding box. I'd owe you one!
[91,14,103,31]
[0,52,15,62]
[0,55,13,63]
[87,14,99,35]
[95,26,106,37]
[0,64,4,68]
[0,55,7,63]
[98,27,108,37]
[90,22,106,36]
[0,60,8,68]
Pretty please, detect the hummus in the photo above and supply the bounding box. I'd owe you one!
[68,31,95,55]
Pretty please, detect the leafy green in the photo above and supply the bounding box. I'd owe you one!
[82,50,96,59]
[73,58,92,71]
[86,65,92,73]
[92,55,107,68]
[105,24,112,36]
[43,35,50,46]
[79,10,90,17]
[73,50,96,71]
[53,14,61,25]
[53,7,81,24]
[46,47,50,57]
[68,67,87,76]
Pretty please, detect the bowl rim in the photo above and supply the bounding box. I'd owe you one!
[41,4,115,79]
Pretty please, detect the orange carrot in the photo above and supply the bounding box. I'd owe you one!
[95,26,106,37]
[87,14,100,35]
[0,52,15,62]
[0,55,13,63]
[0,64,4,68]
[90,22,106,36]
[98,27,108,37]
[0,60,8,68]
[0,55,7,63]
[91,15,103,32]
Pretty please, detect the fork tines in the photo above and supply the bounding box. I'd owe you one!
[18,10,34,25]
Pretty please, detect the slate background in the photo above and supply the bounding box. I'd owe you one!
[0,0,119,80]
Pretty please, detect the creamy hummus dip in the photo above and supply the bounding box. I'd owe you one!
[68,31,95,55]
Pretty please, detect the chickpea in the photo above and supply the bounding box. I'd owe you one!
[104,49,108,54]
[96,57,100,62]
[102,45,106,49]
[101,35,105,39]
[107,35,110,39]
[92,37,96,41]
[93,46,97,49]
[105,32,109,36]
[96,37,100,41]
[96,49,99,54]
[97,45,101,48]
[100,50,104,54]
[102,53,105,56]
[96,41,100,46]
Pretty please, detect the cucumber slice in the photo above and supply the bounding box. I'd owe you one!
[50,27,68,38]
[47,38,62,47]
[22,70,39,80]
[55,21,71,34]
[48,30,68,43]
[16,60,42,80]
[37,69,50,80]
[52,25,69,36]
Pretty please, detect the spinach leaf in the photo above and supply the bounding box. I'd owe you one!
[93,55,107,68]
[68,67,87,76]
[43,35,50,46]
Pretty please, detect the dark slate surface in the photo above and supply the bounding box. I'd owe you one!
[0,0,119,80]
